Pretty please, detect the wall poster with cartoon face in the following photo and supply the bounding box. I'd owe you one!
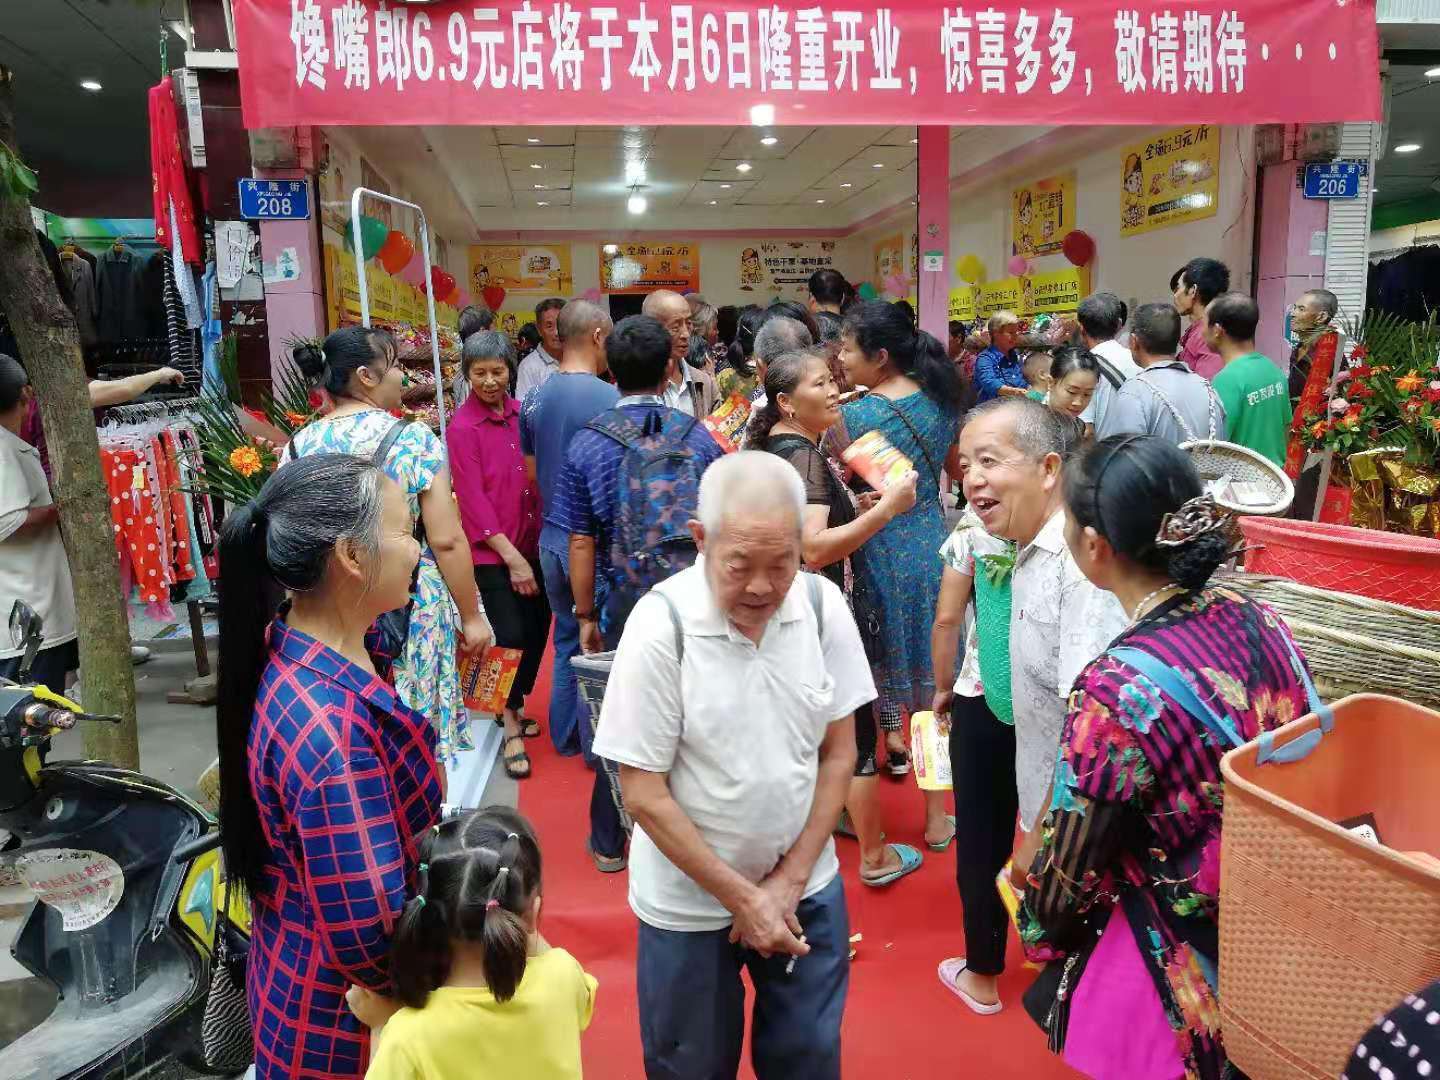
[1011,172,1076,258]
[873,233,904,288]
[739,240,838,300]
[1120,125,1220,237]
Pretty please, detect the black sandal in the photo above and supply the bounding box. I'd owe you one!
[886,748,912,777]
[503,735,532,780]
[494,715,541,739]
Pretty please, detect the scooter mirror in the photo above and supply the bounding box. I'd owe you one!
[8,601,42,682]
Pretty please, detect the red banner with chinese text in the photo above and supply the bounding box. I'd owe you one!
[234,0,1380,130]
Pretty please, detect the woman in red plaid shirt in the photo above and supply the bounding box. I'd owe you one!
[215,454,443,1079]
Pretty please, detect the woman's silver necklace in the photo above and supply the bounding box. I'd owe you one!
[1131,583,1185,623]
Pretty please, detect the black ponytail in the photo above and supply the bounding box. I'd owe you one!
[841,300,962,413]
[390,807,543,1007]
[292,326,396,399]
[726,306,766,379]
[216,455,386,898]
[1063,435,1233,591]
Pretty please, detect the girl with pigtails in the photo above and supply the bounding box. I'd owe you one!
[349,807,597,1080]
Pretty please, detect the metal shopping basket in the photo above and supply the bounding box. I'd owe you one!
[570,651,633,833]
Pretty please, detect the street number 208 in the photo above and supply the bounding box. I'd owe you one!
[256,196,295,216]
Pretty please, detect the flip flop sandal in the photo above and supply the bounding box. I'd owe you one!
[927,814,958,852]
[885,749,912,777]
[833,810,884,842]
[937,958,1003,1015]
[858,843,923,887]
[502,735,532,780]
[586,840,627,874]
[493,716,542,739]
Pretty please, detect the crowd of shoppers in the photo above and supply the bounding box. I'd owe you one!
[195,254,1353,1080]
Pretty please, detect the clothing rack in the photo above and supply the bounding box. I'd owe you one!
[99,394,214,704]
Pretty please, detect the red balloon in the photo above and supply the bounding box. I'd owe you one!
[428,266,457,300]
[1061,230,1096,267]
[377,230,415,275]
[481,285,507,311]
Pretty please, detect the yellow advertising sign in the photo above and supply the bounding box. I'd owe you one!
[470,243,573,294]
[739,240,838,301]
[600,241,699,294]
[1121,125,1220,237]
[948,287,979,323]
[972,268,1089,319]
[1012,173,1076,258]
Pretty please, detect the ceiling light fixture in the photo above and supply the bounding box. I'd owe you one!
[628,193,648,214]
[840,182,853,188]
[533,183,546,189]
[537,200,550,206]
[750,104,775,126]
[909,137,918,144]
[736,162,753,172]
[80,79,103,92]
[529,163,543,169]
[527,137,541,143]
[709,199,718,205]
[603,243,620,255]
[761,136,778,146]
[1395,143,1422,153]
[815,198,826,204]
[721,183,732,189]
[1426,66,1440,78]
[872,162,885,169]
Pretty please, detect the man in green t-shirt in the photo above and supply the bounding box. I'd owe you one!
[1204,292,1289,465]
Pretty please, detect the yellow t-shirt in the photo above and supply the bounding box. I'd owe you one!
[365,948,597,1080]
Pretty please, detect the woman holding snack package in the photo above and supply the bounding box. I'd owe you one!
[747,348,925,887]
[447,331,552,781]
[837,300,963,851]
[1017,435,1318,1079]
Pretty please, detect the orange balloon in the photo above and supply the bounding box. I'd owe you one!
[377,230,415,276]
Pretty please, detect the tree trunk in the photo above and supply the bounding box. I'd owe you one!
[0,66,138,768]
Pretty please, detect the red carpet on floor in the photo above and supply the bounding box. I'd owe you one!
[513,650,1078,1079]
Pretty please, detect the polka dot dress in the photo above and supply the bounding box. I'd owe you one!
[1344,979,1440,1079]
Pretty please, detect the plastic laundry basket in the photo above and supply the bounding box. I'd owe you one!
[1239,517,1440,610]
[570,651,632,833]
[1218,695,1440,1079]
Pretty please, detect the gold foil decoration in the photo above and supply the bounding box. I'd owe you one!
[1347,449,1398,532]
[1347,450,1440,538]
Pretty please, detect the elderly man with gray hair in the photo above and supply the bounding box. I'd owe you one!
[973,310,1026,402]
[595,450,872,1080]
[939,397,1125,1015]
[645,288,720,417]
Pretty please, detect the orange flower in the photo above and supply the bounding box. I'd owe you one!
[284,410,309,427]
[229,445,264,478]
[1431,418,1440,433]
[1397,371,1425,394]
[1310,420,1330,439]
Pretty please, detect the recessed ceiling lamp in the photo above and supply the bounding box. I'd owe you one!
[750,104,775,126]
[1395,143,1422,153]
[815,198,825,204]
[840,182,853,188]
[872,162,885,169]
[761,136,778,146]
[736,162,753,172]
[720,183,732,189]
[533,183,546,189]
[80,79,103,92]
[709,200,718,205]
[529,163,543,169]
[909,137,918,144]
[527,137,541,143]
[1426,67,1440,78]
[536,200,550,206]
[628,193,648,214]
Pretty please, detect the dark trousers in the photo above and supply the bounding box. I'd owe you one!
[948,692,1018,976]
[0,640,77,696]
[474,561,552,711]
[636,876,849,1080]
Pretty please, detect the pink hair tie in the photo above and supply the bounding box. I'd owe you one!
[485,899,500,911]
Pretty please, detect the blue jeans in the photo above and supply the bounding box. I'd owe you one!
[539,544,581,757]
[636,876,849,1080]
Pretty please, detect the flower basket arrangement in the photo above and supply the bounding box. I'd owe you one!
[1299,311,1440,539]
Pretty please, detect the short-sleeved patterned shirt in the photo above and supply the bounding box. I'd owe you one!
[247,619,442,1079]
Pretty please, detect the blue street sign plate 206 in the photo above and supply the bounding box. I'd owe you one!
[238,179,311,220]
[1302,161,1365,200]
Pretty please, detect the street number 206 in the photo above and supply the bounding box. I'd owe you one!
[256,196,295,216]
[1313,177,1352,196]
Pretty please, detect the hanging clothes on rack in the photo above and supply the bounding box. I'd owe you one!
[150,74,202,266]
[60,244,98,347]
[97,400,216,616]
[96,243,147,341]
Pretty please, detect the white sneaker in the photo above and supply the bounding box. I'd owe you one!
[130,646,152,665]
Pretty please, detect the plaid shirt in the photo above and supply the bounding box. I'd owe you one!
[247,620,442,1079]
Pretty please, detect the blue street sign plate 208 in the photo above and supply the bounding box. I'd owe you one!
[238,179,311,220]
[1302,161,1365,200]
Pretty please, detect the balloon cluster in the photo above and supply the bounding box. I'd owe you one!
[345,214,469,307]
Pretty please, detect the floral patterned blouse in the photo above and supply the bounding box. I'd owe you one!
[1018,586,1313,1080]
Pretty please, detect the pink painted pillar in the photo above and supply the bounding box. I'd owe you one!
[916,126,951,343]
[1254,162,1329,371]
[257,167,326,385]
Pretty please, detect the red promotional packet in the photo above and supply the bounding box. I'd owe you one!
[841,429,913,491]
[457,646,523,713]
[701,393,752,453]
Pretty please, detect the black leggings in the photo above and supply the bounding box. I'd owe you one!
[853,701,878,778]
[948,692,1018,976]
[474,561,552,711]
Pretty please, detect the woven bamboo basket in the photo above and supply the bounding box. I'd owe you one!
[1218,572,1440,709]
[1180,439,1294,516]
[1219,696,1440,1078]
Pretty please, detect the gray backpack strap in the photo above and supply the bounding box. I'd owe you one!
[656,589,685,665]
[805,572,824,639]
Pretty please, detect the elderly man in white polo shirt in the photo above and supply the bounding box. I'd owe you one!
[594,451,871,1080]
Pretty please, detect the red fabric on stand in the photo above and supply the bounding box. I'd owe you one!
[149,75,201,265]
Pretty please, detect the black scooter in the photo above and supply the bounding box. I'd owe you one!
[0,601,248,1079]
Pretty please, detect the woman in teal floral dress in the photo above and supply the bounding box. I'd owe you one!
[837,300,963,849]
[1018,436,1317,1080]
[283,327,492,766]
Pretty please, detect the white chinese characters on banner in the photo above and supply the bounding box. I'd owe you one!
[286,2,1254,104]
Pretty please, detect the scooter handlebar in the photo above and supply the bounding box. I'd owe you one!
[172,830,222,864]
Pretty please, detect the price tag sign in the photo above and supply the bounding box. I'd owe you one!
[1302,161,1366,200]
[238,178,311,220]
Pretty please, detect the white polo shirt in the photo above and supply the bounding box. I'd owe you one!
[0,426,77,659]
[594,560,875,932]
